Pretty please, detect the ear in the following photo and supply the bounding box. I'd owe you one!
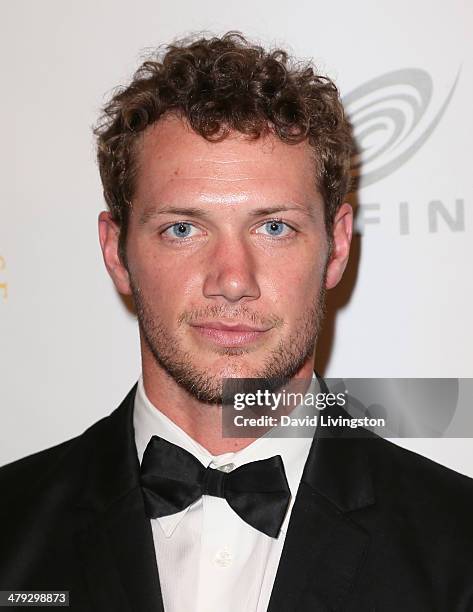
[325,203,353,290]
[98,211,132,295]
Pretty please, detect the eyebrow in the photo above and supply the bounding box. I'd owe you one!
[139,204,315,225]
[249,205,315,218]
[139,206,211,225]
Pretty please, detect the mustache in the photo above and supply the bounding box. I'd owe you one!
[177,305,284,329]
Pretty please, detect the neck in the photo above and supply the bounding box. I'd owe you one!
[141,351,316,455]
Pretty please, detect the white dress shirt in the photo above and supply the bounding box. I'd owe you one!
[133,375,318,612]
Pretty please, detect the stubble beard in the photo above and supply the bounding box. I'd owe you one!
[130,279,326,405]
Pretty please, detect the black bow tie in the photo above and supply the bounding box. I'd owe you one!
[140,436,291,538]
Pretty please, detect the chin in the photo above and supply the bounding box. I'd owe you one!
[203,357,261,379]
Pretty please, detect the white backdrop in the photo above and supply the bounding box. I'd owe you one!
[1,0,472,474]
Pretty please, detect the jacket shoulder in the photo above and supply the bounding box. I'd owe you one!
[0,437,79,487]
[367,435,473,531]
[372,436,473,494]
[0,420,106,513]
[0,385,136,512]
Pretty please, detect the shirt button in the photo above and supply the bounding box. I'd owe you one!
[214,547,233,567]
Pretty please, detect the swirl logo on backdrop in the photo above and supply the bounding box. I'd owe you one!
[0,256,7,301]
[343,68,460,189]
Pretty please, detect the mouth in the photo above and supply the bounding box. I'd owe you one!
[190,320,272,347]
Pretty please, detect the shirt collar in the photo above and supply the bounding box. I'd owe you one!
[133,374,318,538]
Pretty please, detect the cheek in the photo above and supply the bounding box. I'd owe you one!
[258,256,325,311]
[130,243,204,306]
[263,231,328,293]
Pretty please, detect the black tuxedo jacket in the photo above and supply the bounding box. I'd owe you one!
[1,385,473,611]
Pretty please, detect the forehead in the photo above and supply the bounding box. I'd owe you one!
[132,115,320,206]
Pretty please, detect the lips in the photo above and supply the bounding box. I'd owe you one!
[190,320,271,347]
[194,321,269,332]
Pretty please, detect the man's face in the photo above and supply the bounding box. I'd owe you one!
[100,115,352,403]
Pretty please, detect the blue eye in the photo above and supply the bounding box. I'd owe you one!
[256,220,293,237]
[164,222,196,238]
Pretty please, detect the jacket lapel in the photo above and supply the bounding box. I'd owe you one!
[75,386,164,612]
[268,403,376,612]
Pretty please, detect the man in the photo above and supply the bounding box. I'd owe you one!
[1,32,472,612]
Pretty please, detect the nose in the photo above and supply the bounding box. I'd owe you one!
[202,236,261,304]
